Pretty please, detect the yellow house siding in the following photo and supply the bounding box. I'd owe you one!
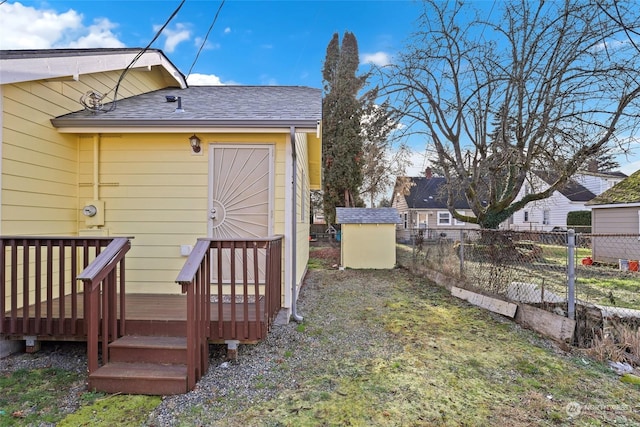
[2,83,78,235]
[342,223,396,269]
[1,67,179,236]
[307,133,322,190]
[78,133,289,293]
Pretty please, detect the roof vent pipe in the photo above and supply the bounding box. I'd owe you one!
[175,96,184,113]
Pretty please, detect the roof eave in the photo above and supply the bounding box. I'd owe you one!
[50,118,319,133]
[1,49,186,88]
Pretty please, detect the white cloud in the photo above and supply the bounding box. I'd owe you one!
[156,23,191,53]
[361,51,392,66]
[224,27,231,34]
[186,73,225,86]
[0,2,85,49]
[68,18,125,48]
[194,37,220,50]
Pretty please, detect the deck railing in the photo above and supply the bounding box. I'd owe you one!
[76,237,131,374]
[1,236,117,339]
[176,236,283,390]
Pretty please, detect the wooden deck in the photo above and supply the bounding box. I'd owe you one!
[2,293,270,343]
[2,235,284,394]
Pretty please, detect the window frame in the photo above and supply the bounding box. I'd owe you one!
[437,211,452,226]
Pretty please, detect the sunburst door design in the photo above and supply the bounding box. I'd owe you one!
[209,145,273,285]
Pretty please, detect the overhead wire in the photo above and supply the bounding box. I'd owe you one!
[84,0,186,112]
[186,0,226,80]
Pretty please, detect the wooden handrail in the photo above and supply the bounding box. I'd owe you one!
[176,235,283,390]
[77,238,131,290]
[76,237,132,374]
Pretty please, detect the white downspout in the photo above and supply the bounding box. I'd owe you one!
[290,126,303,322]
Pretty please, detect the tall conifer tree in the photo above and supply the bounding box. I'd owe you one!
[321,31,365,225]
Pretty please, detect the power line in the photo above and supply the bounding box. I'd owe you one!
[83,0,186,112]
[186,0,226,80]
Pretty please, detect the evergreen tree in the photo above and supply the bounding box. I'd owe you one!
[321,31,366,225]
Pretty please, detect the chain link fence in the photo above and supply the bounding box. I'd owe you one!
[400,228,640,346]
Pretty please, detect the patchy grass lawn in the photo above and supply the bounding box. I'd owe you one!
[0,367,83,426]
[177,246,640,426]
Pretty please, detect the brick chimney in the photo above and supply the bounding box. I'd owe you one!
[425,167,432,179]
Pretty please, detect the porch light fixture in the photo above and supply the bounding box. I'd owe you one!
[189,134,201,153]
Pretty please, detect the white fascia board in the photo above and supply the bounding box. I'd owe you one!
[590,202,640,209]
[1,51,186,87]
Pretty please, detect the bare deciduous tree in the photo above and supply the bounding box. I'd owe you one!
[386,0,640,228]
[359,96,411,207]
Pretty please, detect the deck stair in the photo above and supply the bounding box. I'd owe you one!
[88,335,189,395]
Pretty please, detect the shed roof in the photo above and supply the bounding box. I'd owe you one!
[336,208,400,224]
[51,86,322,129]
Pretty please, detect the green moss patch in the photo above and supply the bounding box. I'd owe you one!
[58,394,161,426]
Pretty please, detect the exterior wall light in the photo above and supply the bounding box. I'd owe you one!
[189,134,201,153]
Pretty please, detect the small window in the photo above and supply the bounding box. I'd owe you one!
[438,211,452,226]
[454,211,465,225]
[524,211,529,222]
[543,210,550,225]
[403,213,408,229]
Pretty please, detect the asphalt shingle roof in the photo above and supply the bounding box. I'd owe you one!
[534,171,596,202]
[402,177,471,210]
[336,208,401,224]
[51,86,322,127]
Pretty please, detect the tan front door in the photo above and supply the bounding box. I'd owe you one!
[209,145,273,283]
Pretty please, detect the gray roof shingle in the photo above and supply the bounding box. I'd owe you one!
[336,208,401,224]
[51,86,321,128]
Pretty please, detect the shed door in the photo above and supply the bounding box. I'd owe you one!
[209,145,273,283]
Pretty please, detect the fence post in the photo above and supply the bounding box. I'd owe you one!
[459,230,464,276]
[567,229,576,320]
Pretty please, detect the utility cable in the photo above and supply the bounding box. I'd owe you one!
[82,0,186,112]
[186,0,226,80]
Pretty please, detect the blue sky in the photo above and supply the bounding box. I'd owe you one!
[1,0,639,175]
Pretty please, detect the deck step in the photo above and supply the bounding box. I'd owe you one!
[109,335,187,364]
[89,362,188,395]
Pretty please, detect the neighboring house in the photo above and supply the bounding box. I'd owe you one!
[504,170,627,231]
[1,49,321,392]
[336,207,399,269]
[391,171,478,242]
[586,169,640,264]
